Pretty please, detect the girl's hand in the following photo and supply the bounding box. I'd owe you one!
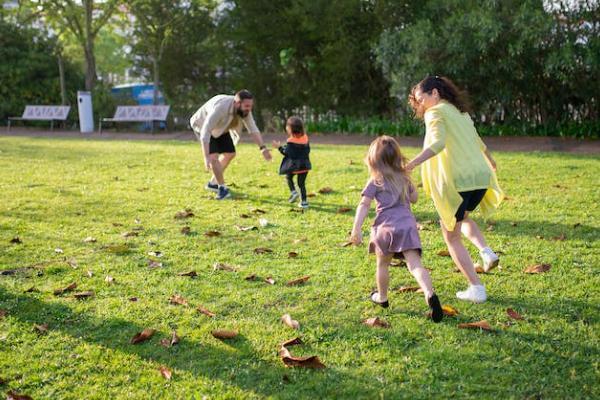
[349,231,362,245]
[272,140,281,148]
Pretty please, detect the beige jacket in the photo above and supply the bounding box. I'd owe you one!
[189,95,260,144]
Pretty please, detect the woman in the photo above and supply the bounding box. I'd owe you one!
[406,76,504,303]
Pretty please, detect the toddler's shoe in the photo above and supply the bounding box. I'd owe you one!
[428,293,443,323]
[456,285,487,303]
[299,201,309,209]
[370,291,389,308]
[288,191,299,203]
[480,247,499,272]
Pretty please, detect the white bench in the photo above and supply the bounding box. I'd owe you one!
[99,105,170,133]
[7,105,71,131]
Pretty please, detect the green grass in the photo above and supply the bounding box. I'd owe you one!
[0,136,598,399]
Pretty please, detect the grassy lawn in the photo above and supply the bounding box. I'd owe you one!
[0,136,598,399]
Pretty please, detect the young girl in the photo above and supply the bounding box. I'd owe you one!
[350,136,443,322]
[406,76,503,303]
[272,116,311,209]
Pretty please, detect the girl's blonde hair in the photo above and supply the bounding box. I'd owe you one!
[365,136,412,202]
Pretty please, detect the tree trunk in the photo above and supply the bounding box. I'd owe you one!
[57,53,67,105]
[153,56,160,105]
[83,0,97,91]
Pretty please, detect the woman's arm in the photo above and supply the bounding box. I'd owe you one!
[484,148,497,171]
[406,148,436,172]
[350,196,372,244]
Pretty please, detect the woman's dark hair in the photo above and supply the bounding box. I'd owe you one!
[409,76,472,118]
[286,116,304,136]
[235,89,254,101]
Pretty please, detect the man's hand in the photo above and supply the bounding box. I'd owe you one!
[349,231,362,245]
[261,148,272,161]
[204,158,211,171]
[272,140,281,148]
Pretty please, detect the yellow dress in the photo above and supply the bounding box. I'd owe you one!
[421,101,504,231]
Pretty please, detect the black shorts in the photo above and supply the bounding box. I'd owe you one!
[209,132,236,154]
[455,189,487,221]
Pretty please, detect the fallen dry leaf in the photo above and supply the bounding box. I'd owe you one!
[131,328,155,344]
[147,259,163,269]
[73,291,95,300]
[147,251,162,257]
[65,258,78,268]
[264,276,276,285]
[442,305,459,316]
[213,262,237,272]
[83,236,97,243]
[197,306,216,317]
[160,331,180,347]
[159,366,172,380]
[0,309,7,319]
[180,226,191,235]
[53,282,77,296]
[129,297,138,302]
[235,225,258,232]
[341,241,355,247]
[279,337,325,369]
[112,222,124,227]
[307,192,317,198]
[121,231,139,238]
[416,223,429,231]
[458,320,492,331]
[281,314,300,329]
[573,222,581,228]
[287,251,298,258]
[363,317,391,328]
[318,187,333,194]
[287,275,310,286]
[436,250,451,257]
[552,233,566,241]
[486,225,495,232]
[510,222,518,227]
[337,207,352,214]
[34,323,49,334]
[175,209,194,219]
[211,330,238,339]
[293,237,307,244]
[395,286,422,293]
[169,294,188,306]
[6,391,33,400]
[245,274,259,281]
[251,208,267,214]
[240,213,251,219]
[524,263,551,274]
[10,237,22,244]
[105,275,114,284]
[254,247,273,254]
[177,270,197,277]
[506,308,524,320]
[23,286,39,293]
[86,270,94,277]
[204,230,221,237]
[289,208,304,213]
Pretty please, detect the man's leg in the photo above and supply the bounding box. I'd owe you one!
[209,152,236,185]
[208,153,225,185]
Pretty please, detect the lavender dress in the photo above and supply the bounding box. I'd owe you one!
[362,180,422,258]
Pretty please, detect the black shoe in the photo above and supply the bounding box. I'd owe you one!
[216,186,231,200]
[205,181,219,193]
[370,291,389,308]
[428,293,443,323]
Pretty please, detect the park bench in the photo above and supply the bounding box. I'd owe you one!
[7,105,71,131]
[99,105,170,133]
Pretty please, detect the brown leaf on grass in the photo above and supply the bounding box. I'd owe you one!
[318,187,333,194]
[436,250,451,257]
[169,294,188,306]
[486,225,495,232]
[240,213,251,219]
[524,263,551,274]
[83,236,97,243]
[474,263,485,274]
[307,192,317,198]
[510,222,518,227]
[235,225,258,232]
[175,209,194,219]
[245,274,259,281]
[337,207,352,214]
[73,291,95,300]
[416,223,430,231]
[213,262,237,272]
[10,237,22,244]
[131,328,155,344]
[159,366,172,380]
[197,306,216,317]
[254,247,273,254]
[53,282,77,296]
[148,251,162,257]
[288,251,299,258]
[264,277,276,285]
[287,276,310,286]
[121,231,139,238]
[362,317,391,328]
[204,230,221,237]
[160,331,180,347]
[552,233,566,241]
[340,241,355,247]
[6,391,33,400]
[507,308,524,320]
[147,259,163,269]
[281,314,300,329]
[129,297,138,302]
[86,270,94,278]
[282,337,303,347]
[34,323,49,334]
[458,320,493,331]
[180,226,191,235]
[112,222,124,227]
[23,287,39,293]
[279,338,325,369]
[442,305,459,316]
[105,275,114,284]
[211,330,238,339]
[573,222,581,228]
[251,208,267,214]
[65,258,78,268]
[177,270,197,277]
[0,309,7,319]
[395,286,422,293]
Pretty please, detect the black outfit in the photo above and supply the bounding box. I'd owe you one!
[209,132,236,154]
[278,138,311,201]
[454,189,487,221]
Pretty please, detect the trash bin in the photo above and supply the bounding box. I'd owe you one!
[77,91,94,133]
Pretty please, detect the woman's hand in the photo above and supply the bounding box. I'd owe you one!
[405,160,417,173]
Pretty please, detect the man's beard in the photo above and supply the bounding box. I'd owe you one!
[236,108,249,118]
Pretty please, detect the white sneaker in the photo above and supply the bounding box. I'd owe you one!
[456,285,487,303]
[480,247,499,272]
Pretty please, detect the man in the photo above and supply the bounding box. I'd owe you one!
[190,90,272,199]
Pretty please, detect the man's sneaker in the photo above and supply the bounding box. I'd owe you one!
[480,247,499,272]
[299,201,309,209]
[205,181,219,193]
[288,191,299,203]
[456,285,487,303]
[216,186,231,200]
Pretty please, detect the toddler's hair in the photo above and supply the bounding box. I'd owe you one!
[409,76,472,119]
[286,116,304,136]
[365,136,412,202]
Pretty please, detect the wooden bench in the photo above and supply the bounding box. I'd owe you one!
[7,105,71,131]
[99,105,170,133]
